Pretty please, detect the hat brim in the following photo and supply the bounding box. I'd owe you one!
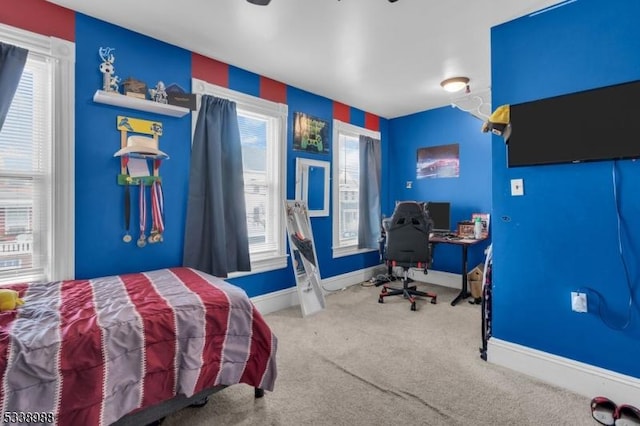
[113,146,169,159]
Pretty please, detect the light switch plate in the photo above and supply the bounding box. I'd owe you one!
[511,178,524,196]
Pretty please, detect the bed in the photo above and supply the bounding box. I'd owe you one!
[0,267,278,425]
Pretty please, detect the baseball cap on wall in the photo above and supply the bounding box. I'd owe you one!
[482,104,511,141]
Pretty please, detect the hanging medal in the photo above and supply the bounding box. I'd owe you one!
[122,157,132,243]
[149,179,164,243]
[137,180,147,247]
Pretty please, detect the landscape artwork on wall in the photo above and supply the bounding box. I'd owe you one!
[416,143,460,179]
[293,112,330,154]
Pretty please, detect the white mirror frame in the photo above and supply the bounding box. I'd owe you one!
[295,158,330,217]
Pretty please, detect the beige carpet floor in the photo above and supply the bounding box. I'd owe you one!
[162,280,594,425]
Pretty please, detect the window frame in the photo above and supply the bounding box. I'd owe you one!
[331,119,380,258]
[0,23,75,284]
[191,78,288,275]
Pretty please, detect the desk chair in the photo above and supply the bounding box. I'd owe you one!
[378,201,437,311]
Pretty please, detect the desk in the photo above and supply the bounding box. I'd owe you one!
[429,235,487,306]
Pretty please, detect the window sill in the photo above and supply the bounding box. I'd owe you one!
[227,254,288,278]
[332,246,377,259]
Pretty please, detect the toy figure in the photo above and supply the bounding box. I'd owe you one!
[98,47,120,93]
[149,81,168,104]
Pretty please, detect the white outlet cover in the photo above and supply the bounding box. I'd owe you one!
[571,291,588,313]
[511,178,524,196]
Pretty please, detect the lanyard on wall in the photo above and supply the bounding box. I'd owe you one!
[137,180,147,248]
[122,157,132,243]
[149,180,164,243]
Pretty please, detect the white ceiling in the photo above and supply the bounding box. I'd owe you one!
[48,0,560,119]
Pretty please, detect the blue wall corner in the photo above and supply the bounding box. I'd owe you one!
[388,106,492,272]
[491,0,640,378]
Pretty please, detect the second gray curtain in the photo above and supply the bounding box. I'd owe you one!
[358,135,381,249]
[183,95,251,277]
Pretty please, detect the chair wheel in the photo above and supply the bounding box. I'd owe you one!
[431,297,437,304]
[410,302,416,311]
[378,297,384,303]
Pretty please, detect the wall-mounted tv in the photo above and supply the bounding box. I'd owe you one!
[507,79,640,167]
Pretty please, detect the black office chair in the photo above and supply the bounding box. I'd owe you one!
[378,201,437,311]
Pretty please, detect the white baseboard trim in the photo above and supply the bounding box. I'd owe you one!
[320,265,381,292]
[251,287,299,316]
[250,265,381,315]
[488,338,640,406]
[409,268,462,290]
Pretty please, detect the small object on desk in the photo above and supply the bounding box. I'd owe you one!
[474,216,482,239]
[457,221,475,238]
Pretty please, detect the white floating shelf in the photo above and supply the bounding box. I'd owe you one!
[93,90,190,118]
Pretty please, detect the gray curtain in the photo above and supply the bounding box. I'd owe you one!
[183,95,251,277]
[0,42,28,131]
[357,135,381,249]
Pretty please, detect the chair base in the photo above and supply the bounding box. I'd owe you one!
[378,269,437,311]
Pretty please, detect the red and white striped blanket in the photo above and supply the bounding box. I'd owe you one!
[0,267,278,426]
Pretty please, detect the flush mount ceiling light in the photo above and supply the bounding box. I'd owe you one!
[440,77,470,93]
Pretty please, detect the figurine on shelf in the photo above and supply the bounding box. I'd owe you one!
[98,47,120,93]
[149,81,168,104]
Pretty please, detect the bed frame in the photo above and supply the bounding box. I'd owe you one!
[112,386,265,425]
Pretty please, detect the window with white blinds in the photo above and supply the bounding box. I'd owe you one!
[0,55,51,282]
[0,24,75,284]
[192,79,288,274]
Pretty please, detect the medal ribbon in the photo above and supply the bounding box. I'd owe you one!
[151,180,164,235]
[123,157,131,242]
[139,180,146,241]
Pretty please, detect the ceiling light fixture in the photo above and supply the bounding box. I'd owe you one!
[440,77,470,93]
[247,0,271,5]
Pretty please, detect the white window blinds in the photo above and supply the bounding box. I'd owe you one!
[0,53,52,283]
[0,24,74,285]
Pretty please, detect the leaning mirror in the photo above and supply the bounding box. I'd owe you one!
[295,158,330,217]
[285,200,326,317]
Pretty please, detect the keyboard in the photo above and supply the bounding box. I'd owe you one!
[432,232,462,240]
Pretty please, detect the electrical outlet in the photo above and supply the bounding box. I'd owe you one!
[511,178,524,196]
[571,291,588,313]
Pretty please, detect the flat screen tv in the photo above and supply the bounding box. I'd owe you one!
[507,79,640,167]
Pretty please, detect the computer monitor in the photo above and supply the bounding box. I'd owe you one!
[425,201,451,234]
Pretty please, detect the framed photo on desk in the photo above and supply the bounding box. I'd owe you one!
[457,221,475,238]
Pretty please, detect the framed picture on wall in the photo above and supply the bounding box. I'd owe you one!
[416,143,460,179]
[293,112,330,154]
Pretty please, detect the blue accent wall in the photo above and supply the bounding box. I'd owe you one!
[388,106,492,272]
[491,0,640,378]
[73,13,386,296]
[75,15,192,279]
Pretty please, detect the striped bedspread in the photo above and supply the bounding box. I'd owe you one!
[0,267,278,426]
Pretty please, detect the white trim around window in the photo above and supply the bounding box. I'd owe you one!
[331,119,380,258]
[0,23,75,283]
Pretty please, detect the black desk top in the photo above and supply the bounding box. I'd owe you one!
[429,234,487,245]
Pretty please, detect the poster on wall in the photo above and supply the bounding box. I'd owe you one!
[416,143,460,179]
[293,112,330,154]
